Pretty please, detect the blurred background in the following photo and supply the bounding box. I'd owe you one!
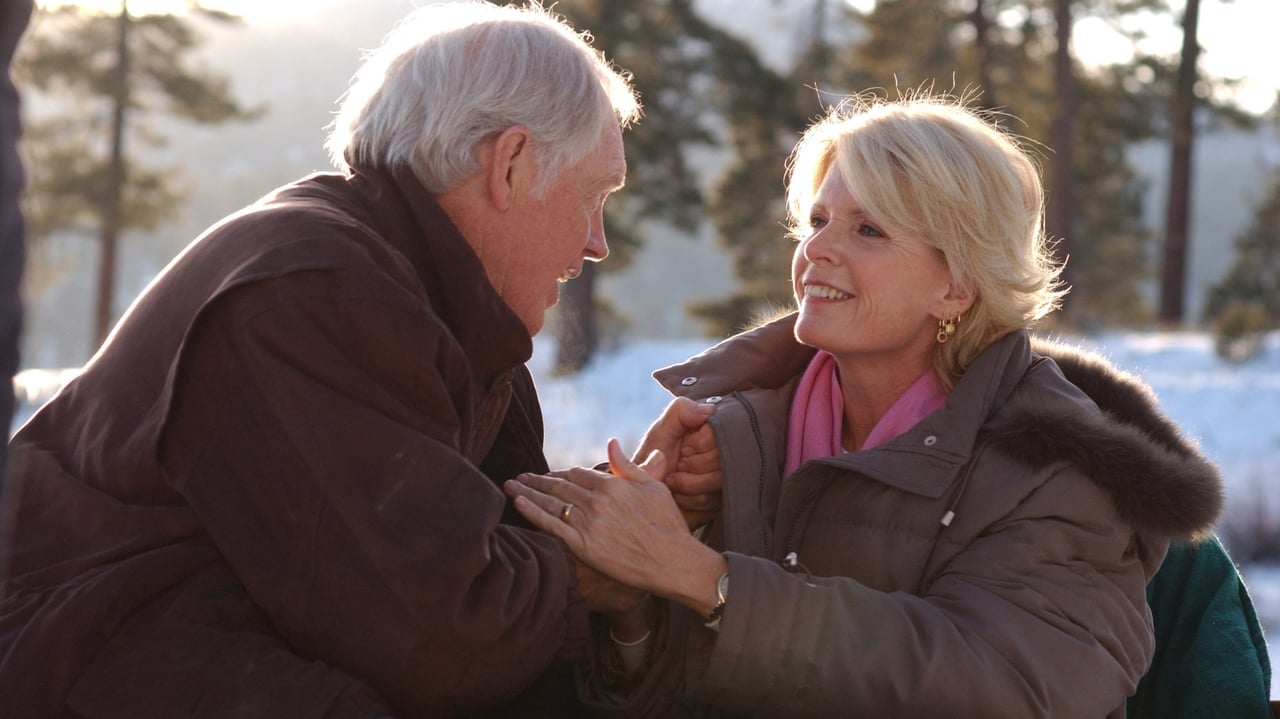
[14,0,1280,370]
[9,0,1280,689]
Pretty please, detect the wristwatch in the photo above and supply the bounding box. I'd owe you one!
[703,571,729,631]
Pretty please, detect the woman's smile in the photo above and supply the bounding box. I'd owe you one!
[802,283,852,301]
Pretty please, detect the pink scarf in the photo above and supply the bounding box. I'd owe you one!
[784,351,947,477]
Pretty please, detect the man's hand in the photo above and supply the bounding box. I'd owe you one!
[504,440,727,607]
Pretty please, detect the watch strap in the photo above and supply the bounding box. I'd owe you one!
[703,571,729,630]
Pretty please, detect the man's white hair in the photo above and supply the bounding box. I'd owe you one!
[325,1,640,195]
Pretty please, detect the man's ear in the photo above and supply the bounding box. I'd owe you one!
[486,125,533,212]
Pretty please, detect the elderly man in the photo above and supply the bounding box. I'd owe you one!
[0,3,694,717]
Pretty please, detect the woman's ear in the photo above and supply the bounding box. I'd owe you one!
[939,277,977,319]
[485,125,532,212]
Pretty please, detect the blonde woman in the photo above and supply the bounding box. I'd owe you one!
[506,93,1224,717]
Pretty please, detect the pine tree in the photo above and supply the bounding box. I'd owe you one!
[17,2,259,346]
[692,0,862,336]
[545,0,790,370]
[1157,0,1201,326]
[1047,0,1078,318]
[1063,71,1159,326]
[1204,169,1280,361]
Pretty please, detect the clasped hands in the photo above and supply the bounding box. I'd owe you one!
[503,397,725,616]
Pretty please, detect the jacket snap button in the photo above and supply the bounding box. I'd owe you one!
[705,395,723,404]
[681,377,698,386]
[924,435,938,446]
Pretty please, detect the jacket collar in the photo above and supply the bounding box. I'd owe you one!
[653,313,814,398]
[347,164,533,386]
[807,329,1029,500]
[653,314,981,498]
[657,314,1223,540]
[652,312,1023,469]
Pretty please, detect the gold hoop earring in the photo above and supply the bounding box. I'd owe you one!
[936,316,958,344]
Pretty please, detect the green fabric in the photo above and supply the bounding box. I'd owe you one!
[1127,536,1272,718]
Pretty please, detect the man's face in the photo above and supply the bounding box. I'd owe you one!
[494,121,627,336]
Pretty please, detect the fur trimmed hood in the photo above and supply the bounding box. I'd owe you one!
[985,337,1225,540]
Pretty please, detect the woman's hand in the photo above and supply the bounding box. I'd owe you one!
[635,398,723,529]
[504,439,727,615]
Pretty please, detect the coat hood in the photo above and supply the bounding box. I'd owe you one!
[985,337,1225,540]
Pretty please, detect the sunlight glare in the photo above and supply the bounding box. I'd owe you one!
[36,0,313,25]
[36,0,1280,115]
[1073,16,1136,67]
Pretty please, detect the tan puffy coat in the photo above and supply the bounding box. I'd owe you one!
[583,315,1222,718]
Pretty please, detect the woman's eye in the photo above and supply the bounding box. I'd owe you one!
[808,214,828,229]
[857,223,885,238]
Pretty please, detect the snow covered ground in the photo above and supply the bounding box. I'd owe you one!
[529,329,1280,697]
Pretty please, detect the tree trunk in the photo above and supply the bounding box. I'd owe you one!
[1158,0,1201,327]
[1046,0,1077,319]
[553,262,598,376]
[969,0,998,112]
[96,0,129,346]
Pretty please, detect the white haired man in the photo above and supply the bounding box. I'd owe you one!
[0,3,708,717]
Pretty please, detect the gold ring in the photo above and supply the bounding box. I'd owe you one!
[560,503,574,522]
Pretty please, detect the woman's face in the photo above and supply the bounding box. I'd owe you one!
[791,161,960,372]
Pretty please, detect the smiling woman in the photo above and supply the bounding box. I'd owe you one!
[501,91,1229,718]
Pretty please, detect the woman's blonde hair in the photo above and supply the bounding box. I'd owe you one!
[785,91,1067,386]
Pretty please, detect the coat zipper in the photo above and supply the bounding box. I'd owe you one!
[779,475,829,572]
[732,390,771,553]
[727,389,830,576]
